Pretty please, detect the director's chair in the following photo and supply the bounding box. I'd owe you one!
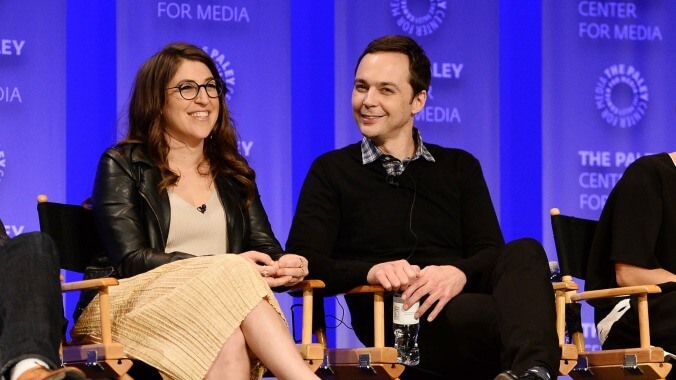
[550,207,671,380]
[37,195,133,379]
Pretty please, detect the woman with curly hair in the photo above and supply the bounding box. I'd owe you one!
[72,42,319,380]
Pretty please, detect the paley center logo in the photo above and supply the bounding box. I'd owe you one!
[0,149,6,183]
[390,0,447,37]
[594,64,649,128]
[202,45,236,101]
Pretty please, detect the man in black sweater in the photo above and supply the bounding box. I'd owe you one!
[287,35,559,380]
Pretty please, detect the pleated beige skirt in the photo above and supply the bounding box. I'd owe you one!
[71,254,283,380]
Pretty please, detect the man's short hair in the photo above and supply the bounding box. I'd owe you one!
[355,35,431,96]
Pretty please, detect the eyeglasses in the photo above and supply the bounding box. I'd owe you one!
[166,79,224,100]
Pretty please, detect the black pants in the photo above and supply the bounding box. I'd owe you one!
[0,232,66,376]
[347,238,560,380]
[603,286,676,380]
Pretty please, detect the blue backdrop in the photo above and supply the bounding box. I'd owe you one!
[542,0,676,353]
[0,0,67,238]
[2,0,675,372]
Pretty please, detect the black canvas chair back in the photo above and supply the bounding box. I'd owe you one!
[550,209,597,347]
[36,196,136,378]
[37,199,105,273]
[550,211,598,280]
[549,208,671,379]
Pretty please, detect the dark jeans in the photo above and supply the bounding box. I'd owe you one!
[347,238,560,380]
[0,232,66,376]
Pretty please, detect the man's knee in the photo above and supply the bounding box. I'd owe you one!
[506,237,545,255]
[10,231,54,248]
[504,238,548,265]
[417,295,501,376]
[3,232,59,264]
[437,294,499,334]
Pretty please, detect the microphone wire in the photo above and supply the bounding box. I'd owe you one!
[403,171,418,261]
[290,170,421,341]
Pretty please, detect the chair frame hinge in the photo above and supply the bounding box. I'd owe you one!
[357,353,377,375]
[622,354,643,375]
[85,350,105,371]
[571,356,594,377]
[316,353,335,376]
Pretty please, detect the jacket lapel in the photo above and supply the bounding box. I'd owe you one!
[129,145,171,244]
[216,176,243,253]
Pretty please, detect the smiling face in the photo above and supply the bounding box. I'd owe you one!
[163,59,220,148]
[352,52,426,147]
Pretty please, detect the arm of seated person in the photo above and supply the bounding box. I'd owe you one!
[366,261,468,322]
[615,261,676,287]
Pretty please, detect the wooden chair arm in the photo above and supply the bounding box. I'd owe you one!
[553,281,579,291]
[343,285,386,348]
[571,285,661,302]
[554,286,571,346]
[285,281,388,348]
[285,279,326,294]
[60,278,118,345]
[345,284,386,294]
[281,280,326,345]
[571,284,661,349]
[61,278,119,292]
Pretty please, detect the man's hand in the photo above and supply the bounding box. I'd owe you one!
[366,259,421,291]
[401,265,467,322]
[275,254,309,286]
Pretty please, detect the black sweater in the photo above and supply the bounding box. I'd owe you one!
[586,153,676,320]
[287,142,505,294]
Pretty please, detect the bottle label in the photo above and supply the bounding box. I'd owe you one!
[393,293,420,325]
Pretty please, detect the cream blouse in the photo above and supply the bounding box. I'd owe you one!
[165,188,227,256]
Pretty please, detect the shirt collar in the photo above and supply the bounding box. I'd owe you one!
[361,128,435,165]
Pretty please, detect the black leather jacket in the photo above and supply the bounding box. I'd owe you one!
[91,143,284,279]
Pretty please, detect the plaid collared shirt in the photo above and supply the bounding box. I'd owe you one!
[361,128,435,176]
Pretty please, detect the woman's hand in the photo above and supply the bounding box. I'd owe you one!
[274,254,309,286]
[240,251,284,286]
[239,251,309,287]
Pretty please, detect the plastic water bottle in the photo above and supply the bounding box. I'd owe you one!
[549,261,562,282]
[393,292,420,366]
